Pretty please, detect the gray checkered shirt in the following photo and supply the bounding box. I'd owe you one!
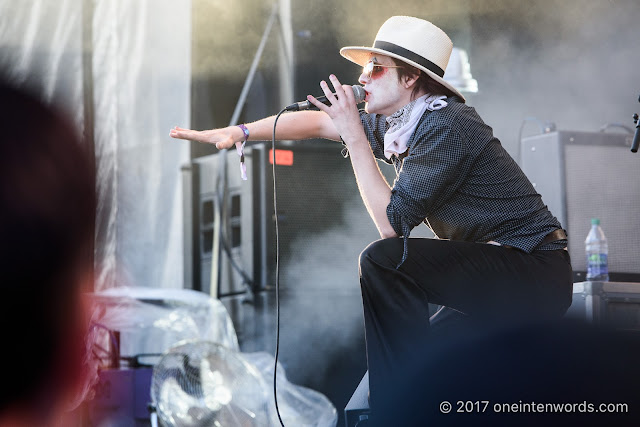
[355,96,566,266]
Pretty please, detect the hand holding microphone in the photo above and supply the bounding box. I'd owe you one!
[301,75,370,147]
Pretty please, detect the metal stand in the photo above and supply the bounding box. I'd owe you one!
[210,1,294,298]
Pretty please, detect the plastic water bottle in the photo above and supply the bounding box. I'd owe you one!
[585,218,609,281]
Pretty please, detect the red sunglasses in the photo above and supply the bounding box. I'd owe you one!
[362,60,403,78]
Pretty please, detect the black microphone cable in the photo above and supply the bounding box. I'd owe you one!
[269,88,363,425]
[271,107,287,427]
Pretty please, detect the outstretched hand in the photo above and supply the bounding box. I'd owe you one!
[169,126,238,150]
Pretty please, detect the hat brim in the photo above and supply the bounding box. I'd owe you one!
[340,46,466,102]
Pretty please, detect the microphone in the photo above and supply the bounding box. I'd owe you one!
[285,85,366,111]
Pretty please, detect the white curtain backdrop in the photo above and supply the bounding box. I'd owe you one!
[0,0,192,291]
[92,0,191,290]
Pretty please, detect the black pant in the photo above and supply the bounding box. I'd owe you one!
[359,237,573,424]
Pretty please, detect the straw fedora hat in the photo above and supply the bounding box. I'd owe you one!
[340,16,465,101]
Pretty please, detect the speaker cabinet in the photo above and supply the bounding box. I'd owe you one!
[182,150,255,297]
[520,130,639,280]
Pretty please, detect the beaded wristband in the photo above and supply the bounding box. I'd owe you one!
[237,124,250,142]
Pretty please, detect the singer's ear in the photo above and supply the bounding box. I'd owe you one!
[402,71,421,89]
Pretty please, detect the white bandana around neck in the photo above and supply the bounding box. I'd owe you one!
[384,94,448,159]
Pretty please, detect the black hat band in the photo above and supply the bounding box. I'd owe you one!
[374,40,445,77]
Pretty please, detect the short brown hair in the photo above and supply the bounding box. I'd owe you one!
[391,57,457,100]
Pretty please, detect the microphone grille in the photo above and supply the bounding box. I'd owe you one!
[352,85,366,103]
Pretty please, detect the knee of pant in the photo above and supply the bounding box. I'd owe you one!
[359,238,399,274]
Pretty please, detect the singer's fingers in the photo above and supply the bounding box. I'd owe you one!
[319,80,338,105]
[169,128,194,140]
[306,94,331,113]
[171,128,209,143]
[169,128,184,138]
[171,128,233,149]
[328,75,349,102]
[342,84,356,102]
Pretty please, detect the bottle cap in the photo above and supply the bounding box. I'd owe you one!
[591,218,600,225]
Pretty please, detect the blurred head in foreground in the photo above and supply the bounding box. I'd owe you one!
[0,80,96,425]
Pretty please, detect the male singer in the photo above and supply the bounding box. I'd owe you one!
[171,15,573,424]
